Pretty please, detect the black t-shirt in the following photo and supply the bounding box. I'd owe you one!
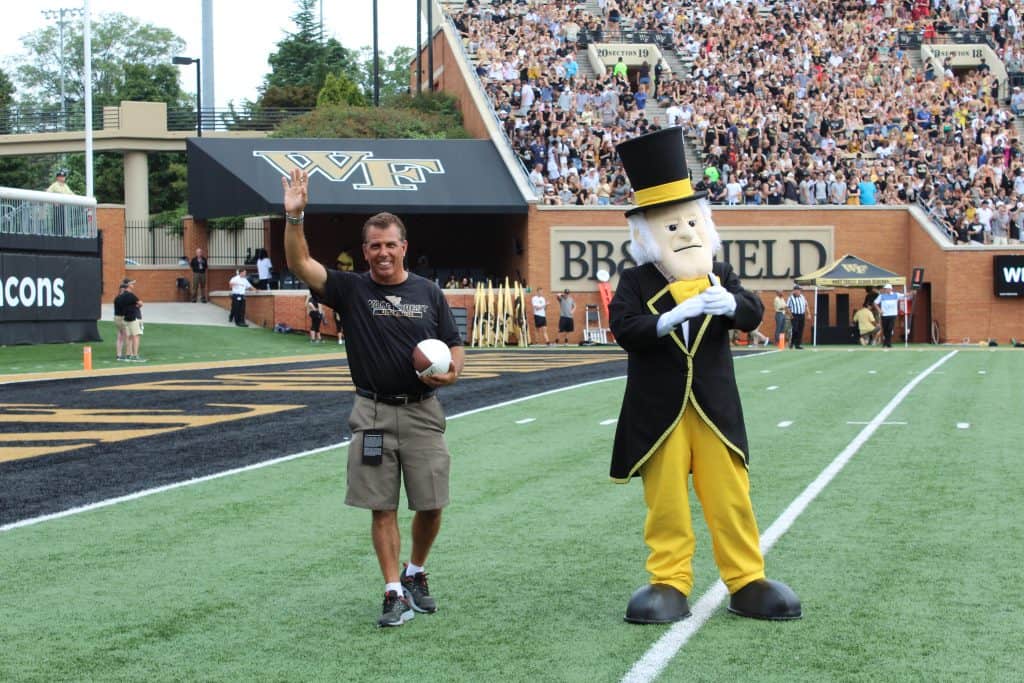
[321,270,462,395]
[115,291,139,321]
[190,257,207,273]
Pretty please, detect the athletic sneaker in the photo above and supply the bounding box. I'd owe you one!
[378,589,414,627]
[115,355,127,362]
[401,567,437,613]
[128,355,147,363]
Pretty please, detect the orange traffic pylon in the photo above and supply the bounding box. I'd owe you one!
[83,345,93,370]
[777,333,786,350]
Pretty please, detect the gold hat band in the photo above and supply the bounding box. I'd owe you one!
[634,178,695,208]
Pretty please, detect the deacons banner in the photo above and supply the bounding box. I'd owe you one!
[0,251,101,344]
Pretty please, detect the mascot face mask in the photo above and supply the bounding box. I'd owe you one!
[640,202,714,281]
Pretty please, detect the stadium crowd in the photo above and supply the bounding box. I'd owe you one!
[448,0,1024,245]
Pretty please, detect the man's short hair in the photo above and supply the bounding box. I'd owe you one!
[362,212,407,242]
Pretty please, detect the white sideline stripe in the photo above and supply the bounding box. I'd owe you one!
[620,349,959,683]
[1,375,627,533]
[1,354,766,533]
[0,442,347,533]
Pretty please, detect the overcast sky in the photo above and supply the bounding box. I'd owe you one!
[0,0,421,108]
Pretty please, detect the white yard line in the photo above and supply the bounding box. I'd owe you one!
[621,349,959,683]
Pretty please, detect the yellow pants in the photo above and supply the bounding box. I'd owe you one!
[640,401,765,595]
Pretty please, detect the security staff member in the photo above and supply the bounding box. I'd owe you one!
[228,269,254,326]
[786,285,808,349]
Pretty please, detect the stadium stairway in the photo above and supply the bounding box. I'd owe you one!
[907,48,925,74]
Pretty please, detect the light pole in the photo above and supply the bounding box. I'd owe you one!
[172,56,202,137]
[41,6,83,128]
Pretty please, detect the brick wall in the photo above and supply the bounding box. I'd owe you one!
[97,205,125,300]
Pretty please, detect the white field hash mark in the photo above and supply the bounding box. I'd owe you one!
[600,418,618,426]
[515,418,536,424]
[777,420,793,428]
[621,349,959,683]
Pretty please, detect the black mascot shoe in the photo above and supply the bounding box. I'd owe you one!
[624,584,691,624]
[728,578,802,620]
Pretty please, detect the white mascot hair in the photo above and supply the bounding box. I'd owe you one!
[626,198,721,266]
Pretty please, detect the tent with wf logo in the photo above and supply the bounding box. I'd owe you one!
[795,254,908,346]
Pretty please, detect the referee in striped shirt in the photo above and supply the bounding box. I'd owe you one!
[786,285,808,349]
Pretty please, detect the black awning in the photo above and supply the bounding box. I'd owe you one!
[187,137,528,218]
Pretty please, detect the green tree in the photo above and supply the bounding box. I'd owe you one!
[357,46,415,102]
[259,0,357,109]
[14,13,188,109]
[317,72,366,107]
[9,14,189,209]
[0,68,50,189]
[271,93,468,140]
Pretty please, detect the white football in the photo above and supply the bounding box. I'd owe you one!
[413,338,452,378]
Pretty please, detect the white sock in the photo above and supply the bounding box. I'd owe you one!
[385,581,403,596]
[405,562,424,577]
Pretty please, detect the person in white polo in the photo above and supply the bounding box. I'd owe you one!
[873,283,905,348]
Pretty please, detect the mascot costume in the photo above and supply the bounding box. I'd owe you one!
[609,127,801,624]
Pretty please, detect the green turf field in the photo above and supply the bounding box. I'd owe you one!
[1,348,1021,682]
[0,321,340,375]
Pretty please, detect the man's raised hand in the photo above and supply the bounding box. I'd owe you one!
[282,169,309,216]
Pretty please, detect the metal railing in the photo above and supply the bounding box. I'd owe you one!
[166,107,313,133]
[207,220,267,266]
[0,104,312,136]
[577,28,675,49]
[0,187,97,238]
[124,220,186,265]
[0,106,118,135]
[898,27,995,50]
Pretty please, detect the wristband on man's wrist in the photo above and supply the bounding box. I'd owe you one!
[285,211,304,224]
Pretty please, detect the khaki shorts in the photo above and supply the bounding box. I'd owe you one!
[345,394,450,511]
[125,319,142,336]
[114,315,126,332]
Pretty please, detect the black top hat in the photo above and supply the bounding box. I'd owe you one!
[615,126,704,216]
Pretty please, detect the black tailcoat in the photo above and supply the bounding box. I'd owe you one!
[609,261,764,482]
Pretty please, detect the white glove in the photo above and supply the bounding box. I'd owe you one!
[657,295,705,336]
[700,272,737,317]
